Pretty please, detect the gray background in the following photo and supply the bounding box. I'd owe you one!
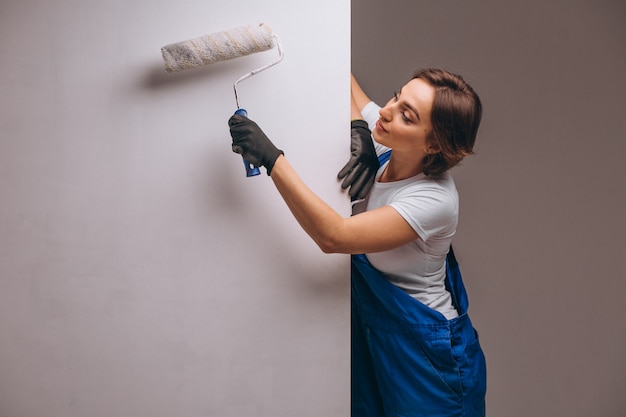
[0,0,350,416]
[352,0,625,416]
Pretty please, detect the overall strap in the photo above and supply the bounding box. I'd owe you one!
[378,149,392,165]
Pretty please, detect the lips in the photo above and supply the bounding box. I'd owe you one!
[376,119,388,134]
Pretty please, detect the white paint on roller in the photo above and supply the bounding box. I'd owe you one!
[161,23,275,73]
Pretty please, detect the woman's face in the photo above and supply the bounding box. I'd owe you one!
[373,78,435,154]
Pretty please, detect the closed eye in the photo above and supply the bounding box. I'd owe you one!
[393,90,416,123]
[395,88,421,122]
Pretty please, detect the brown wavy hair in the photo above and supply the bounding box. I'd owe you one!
[413,68,482,176]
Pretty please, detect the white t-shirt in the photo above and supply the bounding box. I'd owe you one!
[357,101,459,319]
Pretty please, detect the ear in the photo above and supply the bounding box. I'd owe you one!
[424,132,441,155]
[424,142,441,155]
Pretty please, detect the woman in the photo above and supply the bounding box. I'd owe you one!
[228,69,487,417]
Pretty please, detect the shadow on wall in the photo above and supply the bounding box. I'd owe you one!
[141,56,349,296]
[143,58,239,90]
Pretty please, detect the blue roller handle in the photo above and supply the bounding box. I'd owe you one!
[234,108,261,177]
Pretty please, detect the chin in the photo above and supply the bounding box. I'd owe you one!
[375,137,391,148]
[372,132,387,146]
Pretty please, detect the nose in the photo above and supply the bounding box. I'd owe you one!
[379,103,392,121]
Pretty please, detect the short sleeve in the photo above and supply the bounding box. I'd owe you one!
[389,184,458,242]
[361,101,380,130]
[360,101,390,158]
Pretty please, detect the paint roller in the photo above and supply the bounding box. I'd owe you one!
[161,23,284,176]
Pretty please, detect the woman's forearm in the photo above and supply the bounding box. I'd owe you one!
[351,73,372,111]
[351,93,364,120]
[269,155,347,253]
[269,155,420,255]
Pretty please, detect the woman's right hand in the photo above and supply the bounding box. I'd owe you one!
[228,114,284,175]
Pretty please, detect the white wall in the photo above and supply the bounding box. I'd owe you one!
[0,1,350,416]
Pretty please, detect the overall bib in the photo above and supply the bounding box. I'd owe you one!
[351,250,487,417]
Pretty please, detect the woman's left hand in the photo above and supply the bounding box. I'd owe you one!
[337,120,379,200]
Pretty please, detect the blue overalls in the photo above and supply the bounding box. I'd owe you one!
[351,151,487,417]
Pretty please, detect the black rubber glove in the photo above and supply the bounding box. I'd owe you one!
[337,119,379,200]
[228,114,284,175]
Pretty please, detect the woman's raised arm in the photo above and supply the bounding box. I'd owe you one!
[228,115,418,254]
[270,155,419,254]
[351,73,373,113]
